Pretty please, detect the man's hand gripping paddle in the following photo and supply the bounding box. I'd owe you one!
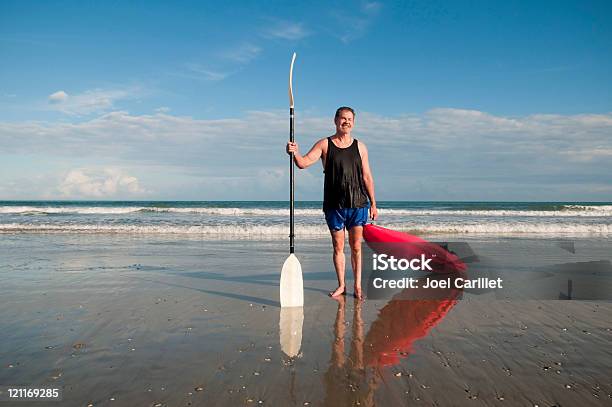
[280,52,304,308]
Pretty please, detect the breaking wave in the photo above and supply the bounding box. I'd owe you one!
[1,205,611,217]
[1,221,609,237]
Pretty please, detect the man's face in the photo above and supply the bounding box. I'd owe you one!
[335,110,355,134]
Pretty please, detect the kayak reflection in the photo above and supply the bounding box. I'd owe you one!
[364,286,461,367]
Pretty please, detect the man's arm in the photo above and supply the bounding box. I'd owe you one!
[358,141,378,220]
[286,138,325,169]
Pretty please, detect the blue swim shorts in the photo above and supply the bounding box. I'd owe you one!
[324,205,369,231]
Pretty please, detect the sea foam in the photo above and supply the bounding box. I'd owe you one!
[1,221,608,237]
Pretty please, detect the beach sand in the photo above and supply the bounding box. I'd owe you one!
[1,234,611,406]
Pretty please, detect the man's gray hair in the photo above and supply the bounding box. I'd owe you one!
[334,106,355,120]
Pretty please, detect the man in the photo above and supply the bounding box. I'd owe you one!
[286,106,378,299]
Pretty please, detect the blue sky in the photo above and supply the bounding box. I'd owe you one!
[1,0,611,200]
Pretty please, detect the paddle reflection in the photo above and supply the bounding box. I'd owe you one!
[279,306,304,358]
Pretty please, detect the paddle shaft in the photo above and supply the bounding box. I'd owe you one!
[289,107,295,253]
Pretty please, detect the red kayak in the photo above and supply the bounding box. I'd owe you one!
[363,224,467,273]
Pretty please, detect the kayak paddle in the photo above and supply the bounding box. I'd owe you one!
[280,52,304,308]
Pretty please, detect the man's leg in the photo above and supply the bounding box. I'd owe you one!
[330,229,346,297]
[348,226,363,299]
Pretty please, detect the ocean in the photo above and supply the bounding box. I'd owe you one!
[0,201,610,237]
[2,200,611,405]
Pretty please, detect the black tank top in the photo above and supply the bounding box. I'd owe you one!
[323,137,369,210]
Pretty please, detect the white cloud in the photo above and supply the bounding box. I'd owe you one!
[173,45,260,84]
[560,147,612,162]
[184,64,230,81]
[48,90,68,103]
[3,109,611,162]
[58,168,146,199]
[46,88,138,115]
[263,21,310,40]
[331,1,382,43]
[362,1,382,13]
[222,43,262,64]
[1,108,611,200]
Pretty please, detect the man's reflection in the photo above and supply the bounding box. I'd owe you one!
[324,296,377,406]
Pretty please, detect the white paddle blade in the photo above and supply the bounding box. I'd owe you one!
[279,306,304,357]
[280,253,303,307]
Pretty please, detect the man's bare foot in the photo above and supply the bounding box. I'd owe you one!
[329,286,346,297]
[353,286,364,300]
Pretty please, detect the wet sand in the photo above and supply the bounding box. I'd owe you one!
[1,234,611,406]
